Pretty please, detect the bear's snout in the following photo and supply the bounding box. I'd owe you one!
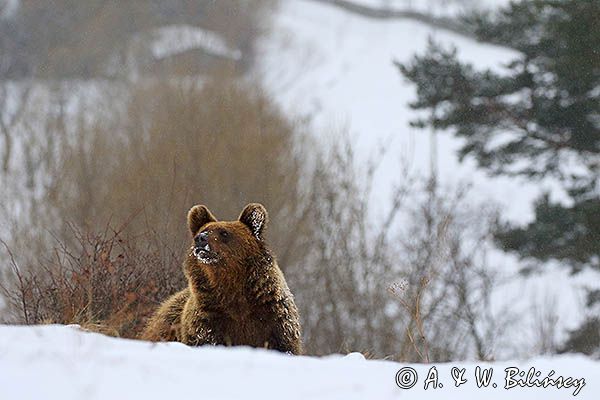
[194,231,210,251]
[193,231,217,263]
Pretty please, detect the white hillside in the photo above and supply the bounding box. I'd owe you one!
[0,325,596,400]
[350,0,512,17]
[257,0,538,222]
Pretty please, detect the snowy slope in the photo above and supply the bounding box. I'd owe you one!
[255,0,598,356]
[351,0,512,17]
[257,0,540,222]
[0,325,597,400]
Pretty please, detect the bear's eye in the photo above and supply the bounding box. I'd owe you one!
[219,230,230,240]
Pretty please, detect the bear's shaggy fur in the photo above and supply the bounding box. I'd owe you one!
[140,203,302,354]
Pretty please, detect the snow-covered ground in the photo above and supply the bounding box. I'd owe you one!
[0,325,596,400]
[255,0,599,356]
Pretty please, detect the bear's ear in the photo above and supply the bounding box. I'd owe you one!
[187,205,217,236]
[239,203,268,240]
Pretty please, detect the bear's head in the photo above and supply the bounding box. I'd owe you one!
[185,203,270,286]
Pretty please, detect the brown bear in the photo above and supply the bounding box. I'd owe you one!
[140,203,302,354]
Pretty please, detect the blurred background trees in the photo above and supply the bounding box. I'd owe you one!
[398,0,600,355]
[0,0,275,79]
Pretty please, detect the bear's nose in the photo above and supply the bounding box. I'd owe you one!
[195,231,209,248]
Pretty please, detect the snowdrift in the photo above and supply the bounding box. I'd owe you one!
[0,325,596,400]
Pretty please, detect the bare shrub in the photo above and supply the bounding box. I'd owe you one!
[387,183,513,362]
[292,138,512,361]
[287,139,410,357]
[530,293,559,355]
[0,223,183,338]
[41,76,307,264]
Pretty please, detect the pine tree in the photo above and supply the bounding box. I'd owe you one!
[397,0,600,355]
